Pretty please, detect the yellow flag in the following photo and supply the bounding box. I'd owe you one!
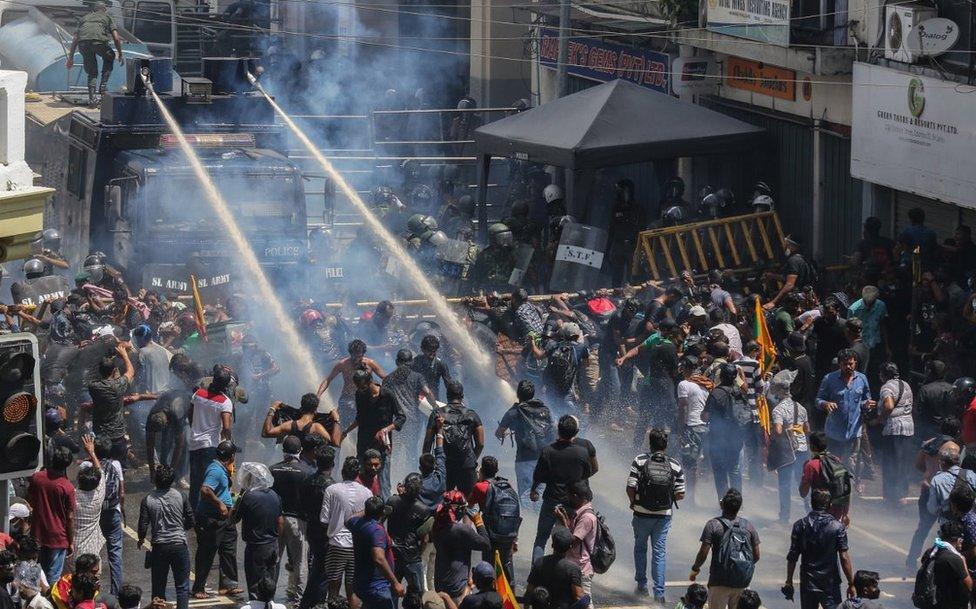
[754,296,777,435]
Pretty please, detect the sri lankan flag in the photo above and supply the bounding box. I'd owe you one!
[495,551,518,609]
[190,274,209,342]
[754,296,777,435]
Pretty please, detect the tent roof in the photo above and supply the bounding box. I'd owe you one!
[473,79,765,169]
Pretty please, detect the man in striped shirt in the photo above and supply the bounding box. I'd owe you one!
[736,341,766,488]
[627,428,685,605]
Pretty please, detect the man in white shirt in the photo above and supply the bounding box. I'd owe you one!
[320,456,373,606]
[708,309,742,360]
[187,366,234,507]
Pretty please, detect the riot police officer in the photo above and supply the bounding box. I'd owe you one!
[440,194,475,239]
[28,229,69,275]
[23,258,47,280]
[469,223,517,293]
[608,179,639,284]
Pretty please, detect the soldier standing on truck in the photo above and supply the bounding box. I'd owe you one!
[65,1,124,105]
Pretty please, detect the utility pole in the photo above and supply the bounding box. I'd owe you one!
[556,0,571,98]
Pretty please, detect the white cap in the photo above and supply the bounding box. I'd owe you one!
[689,305,707,317]
[92,325,115,338]
[8,503,29,520]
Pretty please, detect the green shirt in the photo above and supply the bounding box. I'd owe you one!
[76,10,115,43]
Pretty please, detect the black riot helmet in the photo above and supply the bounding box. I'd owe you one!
[41,228,61,251]
[457,96,477,111]
[615,179,635,204]
[23,258,46,279]
[455,195,474,217]
[664,177,685,202]
[953,377,976,406]
[487,223,514,248]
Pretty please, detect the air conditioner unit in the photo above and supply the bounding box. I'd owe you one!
[885,3,937,63]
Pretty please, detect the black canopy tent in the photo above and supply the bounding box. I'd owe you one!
[472,79,765,235]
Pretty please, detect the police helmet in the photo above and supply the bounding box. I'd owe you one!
[487,223,514,248]
[752,194,774,212]
[42,228,62,251]
[753,181,773,197]
[509,200,529,218]
[663,206,684,225]
[456,195,474,217]
[665,177,685,199]
[420,215,439,232]
[953,377,976,406]
[86,264,105,284]
[23,258,46,279]
[406,214,427,235]
[543,184,563,205]
[456,97,477,111]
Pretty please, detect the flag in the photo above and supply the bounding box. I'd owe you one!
[190,274,209,342]
[495,551,518,609]
[754,296,777,435]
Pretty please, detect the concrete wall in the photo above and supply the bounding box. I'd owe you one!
[469,0,532,107]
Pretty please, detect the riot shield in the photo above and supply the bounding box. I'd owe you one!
[508,243,535,287]
[10,275,71,306]
[549,223,607,292]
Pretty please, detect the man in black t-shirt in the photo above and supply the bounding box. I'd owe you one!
[344,370,406,499]
[299,447,335,609]
[526,528,585,609]
[269,436,310,603]
[929,520,973,609]
[231,475,283,601]
[423,381,484,495]
[386,473,434,594]
[765,236,815,311]
[530,415,597,563]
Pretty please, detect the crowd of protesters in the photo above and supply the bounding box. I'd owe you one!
[0,204,975,609]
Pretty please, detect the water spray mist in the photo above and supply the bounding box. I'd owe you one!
[247,72,518,405]
[139,70,331,408]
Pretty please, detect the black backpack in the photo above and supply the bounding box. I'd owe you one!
[818,452,853,506]
[636,452,676,512]
[716,386,752,426]
[513,402,554,454]
[441,406,473,454]
[545,341,578,395]
[582,506,616,574]
[712,518,756,588]
[913,546,940,609]
[484,478,522,541]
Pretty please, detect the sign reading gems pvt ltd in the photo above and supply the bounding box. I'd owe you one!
[850,62,975,209]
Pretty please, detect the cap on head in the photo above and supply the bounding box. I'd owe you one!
[215,441,241,459]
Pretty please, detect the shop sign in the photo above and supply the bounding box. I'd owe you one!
[539,29,670,94]
[725,57,796,100]
[851,62,976,210]
[671,57,719,95]
[706,0,790,45]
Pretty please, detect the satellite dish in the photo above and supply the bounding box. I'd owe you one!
[906,18,960,57]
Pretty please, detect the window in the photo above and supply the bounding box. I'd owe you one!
[67,146,87,198]
[133,1,171,44]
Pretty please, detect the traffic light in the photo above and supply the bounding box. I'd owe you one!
[0,333,41,480]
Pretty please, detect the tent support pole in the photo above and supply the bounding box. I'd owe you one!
[477,154,491,243]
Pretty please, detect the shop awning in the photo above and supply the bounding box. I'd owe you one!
[473,79,765,170]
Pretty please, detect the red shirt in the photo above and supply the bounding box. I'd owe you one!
[468,479,490,510]
[356,473,381,497]
[963,397,976,445]
[27,470,76,549]
[801,457,849,520]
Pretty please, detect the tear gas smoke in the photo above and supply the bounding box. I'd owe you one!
[141,74,329,405]
[248,72,517,404]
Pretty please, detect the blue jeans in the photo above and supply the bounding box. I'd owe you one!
[514,461,544,510]
[632,515,671,599]
[360,590,395,609]
[188,447,217,509]
[532,497,560,563]
[710,440,743,500]
[39,547,67,582]
[99,509,124,595]
[778,452,809,522]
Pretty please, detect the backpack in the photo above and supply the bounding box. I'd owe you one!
[636,452,676,512]
[712,518,756,588]
[582,507,616,574]
[818,452,853,506]
[513,402,554,455]
[717,386,752,426]
[545,341,578,395]
[913,546,940,609]
[441,406,473,454]
[484,477,522,540]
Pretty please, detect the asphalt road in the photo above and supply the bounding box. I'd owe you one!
[107,424,925,609]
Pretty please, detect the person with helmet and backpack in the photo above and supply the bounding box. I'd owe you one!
[467,456,521,582]
[800,432,855,525]
[915,520,972,609]
[626,428,685,604]
[689,489,760,609]
[530,323,589,420]
[702,363,751,500]
[784,488,856,609]
[495,380,555,507]
[422,381,484,496]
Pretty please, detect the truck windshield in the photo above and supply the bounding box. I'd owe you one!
[143,173,302,233]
